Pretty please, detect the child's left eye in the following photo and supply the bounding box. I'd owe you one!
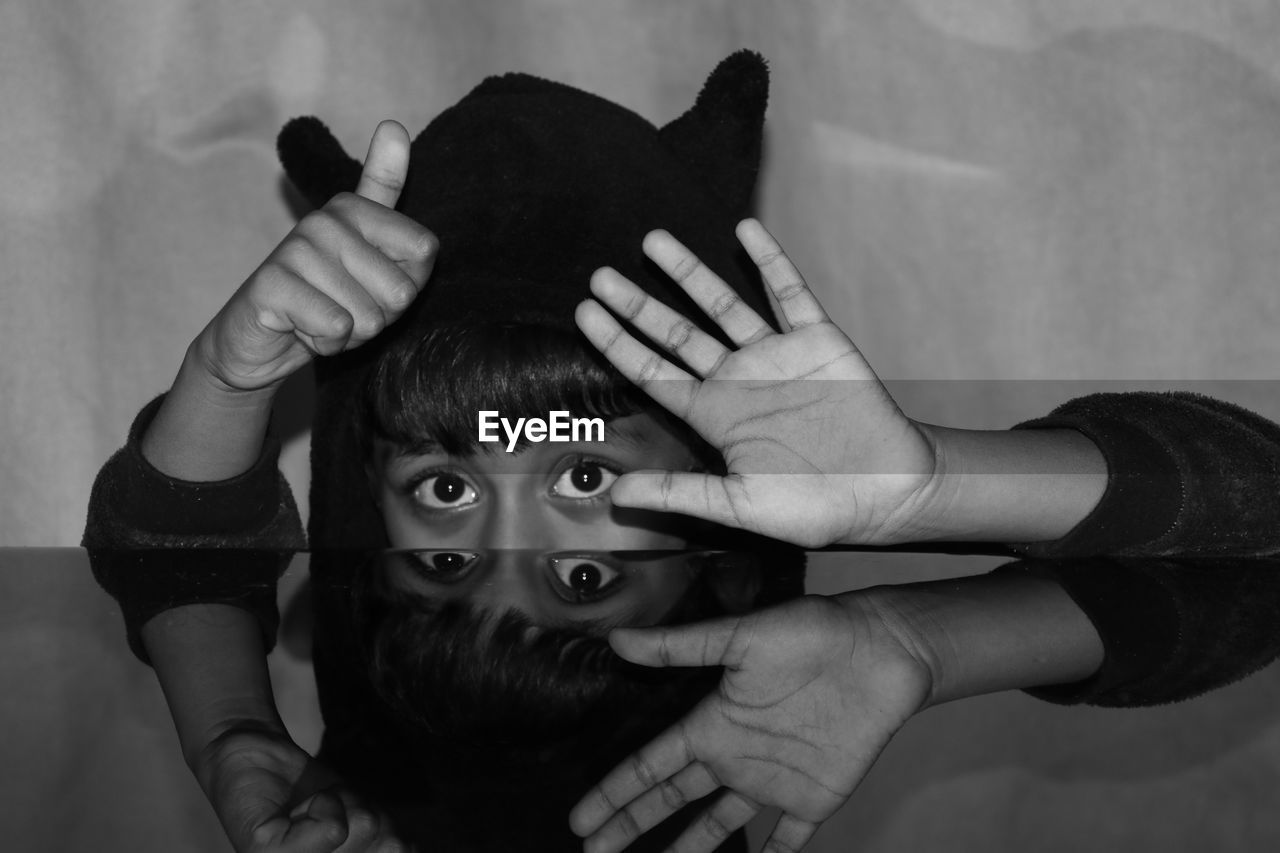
[550,461,619,499]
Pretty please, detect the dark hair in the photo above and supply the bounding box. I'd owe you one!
[355,321,714,459]
[351,555,723,757]
[345,551,805,851]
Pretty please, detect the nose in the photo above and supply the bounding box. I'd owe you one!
[478,475,557,551]
[464,549,544,620]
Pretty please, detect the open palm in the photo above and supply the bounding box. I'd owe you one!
[574,219,937,548]
[569,596,932,853]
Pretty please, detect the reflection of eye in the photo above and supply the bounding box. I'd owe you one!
[409,550,479,581]
[551,461,619,500]
[411,472,479,510]
[548,557,623,602]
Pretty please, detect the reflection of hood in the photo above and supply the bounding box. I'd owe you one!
[320,547,805,849]
[350,552,728,750]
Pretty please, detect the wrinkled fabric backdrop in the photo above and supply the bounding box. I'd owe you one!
[4,0,1280,851]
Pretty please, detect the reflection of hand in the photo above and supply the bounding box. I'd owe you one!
[574,219,937,548]
[195,726,410,853]
[569,595,932,853]
[196,120,437,395]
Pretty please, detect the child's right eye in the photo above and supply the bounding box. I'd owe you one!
[412,473,480,510]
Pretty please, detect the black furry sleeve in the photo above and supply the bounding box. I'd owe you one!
[1011,391,1280,558]
[1002,392,1280,705]
[82,395,306,663]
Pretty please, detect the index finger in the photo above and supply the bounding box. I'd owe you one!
[355,120,411,208]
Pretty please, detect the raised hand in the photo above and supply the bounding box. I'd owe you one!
[196,120,438,394]
[196,726,412,853]
[573,219,938,548]
[568,596,933,853]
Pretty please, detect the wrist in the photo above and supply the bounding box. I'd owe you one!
[139,341,279,481]
[853,573,1104,709]
[186,334,282,405]
[189,712,290,776]
[858,420,949,545]
[831,590,939,713]
[841,587,945,709]
[900,423,1107,544]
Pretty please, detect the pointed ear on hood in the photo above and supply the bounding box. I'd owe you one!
[277,116,363,209]
[659,49,769,215]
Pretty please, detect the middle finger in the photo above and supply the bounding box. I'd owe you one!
[586,763,721,853]
[589,267,730,378]
[642,230,773,348]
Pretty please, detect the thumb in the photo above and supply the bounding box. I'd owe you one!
[610,615,746,669]
[354,119,411,208]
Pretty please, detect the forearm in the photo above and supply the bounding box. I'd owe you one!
[851,571,1105,707]
[904,424,1108,544]
[142,603,285,771]
[140,339,277,481]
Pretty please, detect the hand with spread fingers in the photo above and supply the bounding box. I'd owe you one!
[568,595,932,853]
[573,219,938,548]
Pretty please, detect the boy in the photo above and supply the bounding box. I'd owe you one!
[86,52,805,852]
[85,50,1280,852]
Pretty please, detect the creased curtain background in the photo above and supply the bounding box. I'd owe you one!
[5,0,1280,543]
[3,1,1280,851]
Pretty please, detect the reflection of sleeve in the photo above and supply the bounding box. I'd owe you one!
[1001,557,1280,707]
[82,394,306,663]
[1010,391,1280,557]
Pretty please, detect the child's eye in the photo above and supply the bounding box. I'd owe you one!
[547,556,623,602]
[408,550,479,582]
[412,472,479,510]
[550,461,620,500]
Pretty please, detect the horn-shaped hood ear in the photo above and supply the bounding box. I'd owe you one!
[659,50,768,214]
[277,116,362,209]
[278,51,768,218]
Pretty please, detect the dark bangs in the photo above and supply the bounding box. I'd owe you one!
[357,323,647,457]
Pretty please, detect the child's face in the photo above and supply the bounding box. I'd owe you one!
[369,411,706,630]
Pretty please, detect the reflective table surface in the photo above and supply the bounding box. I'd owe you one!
[4,548,1280,852]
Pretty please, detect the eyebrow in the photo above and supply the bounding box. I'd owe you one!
[384,418,651,462]
[600,421,647,451]
[389,438,444,462]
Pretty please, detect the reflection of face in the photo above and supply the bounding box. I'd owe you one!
[383,550,701,633]
[370,411,706,629]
